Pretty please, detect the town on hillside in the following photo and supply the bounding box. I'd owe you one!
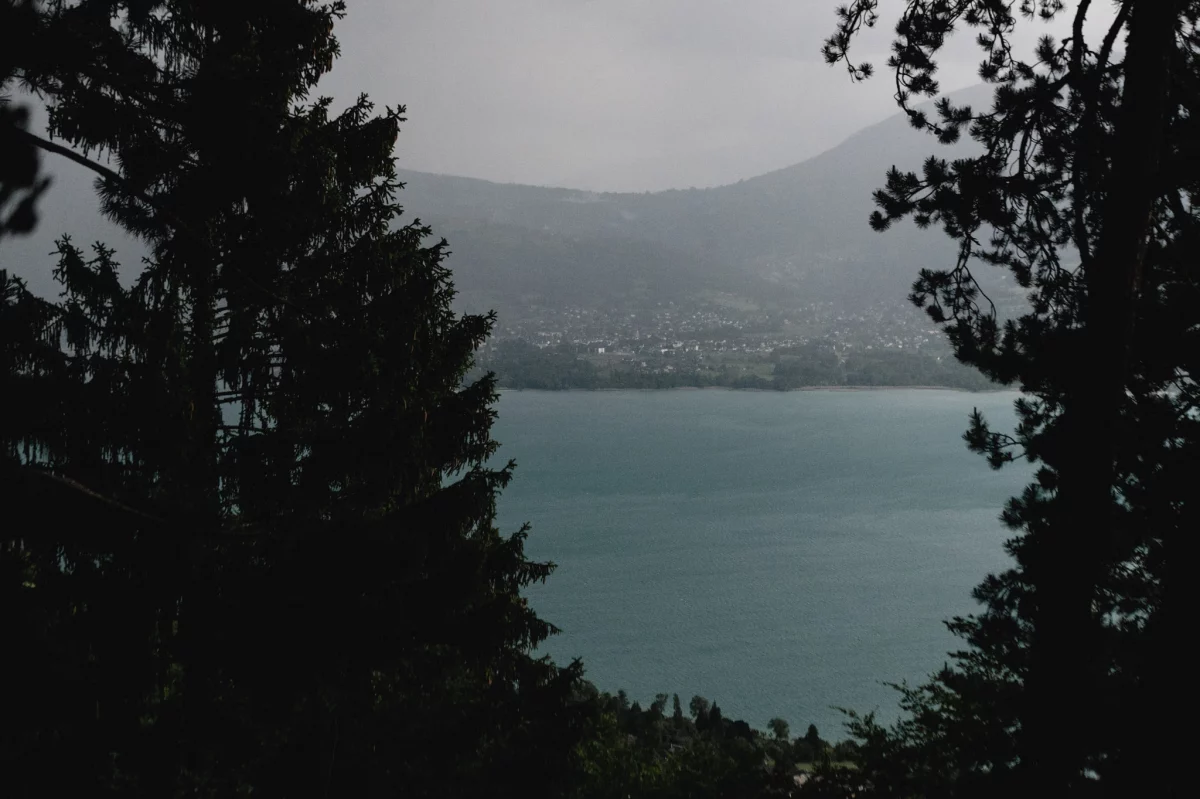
[475,298,995,390]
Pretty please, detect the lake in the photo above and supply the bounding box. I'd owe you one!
[492,388,1029,739]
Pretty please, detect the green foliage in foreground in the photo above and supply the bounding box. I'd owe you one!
[3,2,582,796]
[821,1,1198,796]
[569,684,858,799]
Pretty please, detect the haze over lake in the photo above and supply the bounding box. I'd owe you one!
[494,389,1029,736]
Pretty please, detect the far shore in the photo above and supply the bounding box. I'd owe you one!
[497,384,1011,394]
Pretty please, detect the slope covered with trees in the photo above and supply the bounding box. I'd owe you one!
[394,84,998,317]
[569,684,856,799]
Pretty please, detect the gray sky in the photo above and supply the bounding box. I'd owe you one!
[3,1,1117,296]
[316,0,1114,192]
[320,0,984,191]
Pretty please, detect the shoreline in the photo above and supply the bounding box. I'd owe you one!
[497,384,1011,394]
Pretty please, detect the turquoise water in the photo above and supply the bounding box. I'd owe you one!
[492,388,1028,738]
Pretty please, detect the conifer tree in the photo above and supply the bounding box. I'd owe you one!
[2,2,582,795]
[0,2,45,238]
[824,2,1197,796]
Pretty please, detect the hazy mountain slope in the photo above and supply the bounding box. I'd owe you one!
[399,85,997,311]
[3,86,1003,316]
[437,218,786,318]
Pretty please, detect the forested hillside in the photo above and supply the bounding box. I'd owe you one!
[398,85,1003,317]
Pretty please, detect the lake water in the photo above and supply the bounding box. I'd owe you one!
[492,388,1029,739]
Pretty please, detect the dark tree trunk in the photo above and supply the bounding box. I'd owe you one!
[1020,1,1179,794]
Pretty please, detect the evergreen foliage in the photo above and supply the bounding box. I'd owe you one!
[8,2,1197,797]
[571,685,836,799]
[0,2,46,238]
[824,2,1197,796]
[1,2,582,795]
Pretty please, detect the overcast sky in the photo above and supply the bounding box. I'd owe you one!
[312,1,1116,192]
[3,1,1117,295]
[320,0,962,191]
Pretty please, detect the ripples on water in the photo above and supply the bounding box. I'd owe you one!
[492,389,1029,736]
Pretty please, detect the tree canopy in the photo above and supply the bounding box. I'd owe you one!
[5,2,1197,797]
[824,1,1197,796]
[2,2,582,795]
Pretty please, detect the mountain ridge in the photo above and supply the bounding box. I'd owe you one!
[396,85,998,318]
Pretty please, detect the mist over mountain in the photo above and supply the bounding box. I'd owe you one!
[398,84,1002,320]
[3,86,1008,323]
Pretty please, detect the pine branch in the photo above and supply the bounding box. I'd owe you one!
[6,462,261,539]
[8,124,316,321]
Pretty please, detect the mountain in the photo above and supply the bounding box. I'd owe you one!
[3,86,1008,320]
[432,219,766,317]
[398,84,1002,319]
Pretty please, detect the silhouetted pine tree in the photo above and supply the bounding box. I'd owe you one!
[2,2,582,796]
[0,2,45,237]
[824,2,1197,797]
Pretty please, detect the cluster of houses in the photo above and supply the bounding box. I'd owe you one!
[482,299,947,368]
